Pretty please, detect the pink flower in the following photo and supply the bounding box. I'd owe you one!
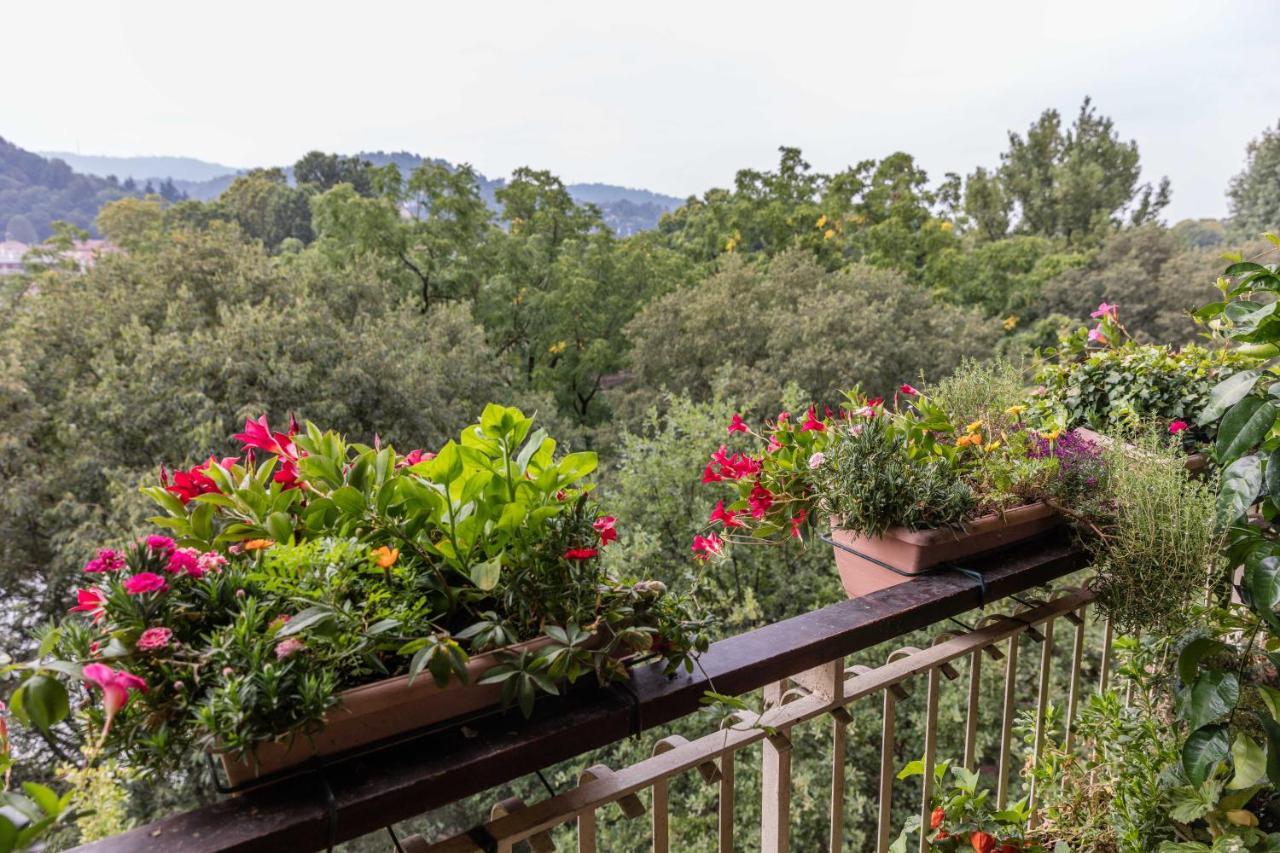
[808,452,826,469]
[83,548,126,574]
[164,460,222,505]
[593,516,618,546]
[691,533,723,561]
[136,627,173,651]
[767,434,782,453]
[82,663,147,733]
[195,551,227,576]
[1169,420,1189,435]
[800,407,826,433]
[275,637,305,660]
[776,411,790,423]
[123,572,167,595]
[1087,326,1108,345]
[727,413,749,433]
[145,535,175,556]
[748,482,774,518]
[398,449,435,468]
[1090,302,1118,320]
[899,384,919,396]
[232,415,296,458]
[70,588,106,622]
[709,500,745,529]
[165,547,200,575]
[563,547,599,561]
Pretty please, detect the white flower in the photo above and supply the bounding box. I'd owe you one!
[808,452,825,469]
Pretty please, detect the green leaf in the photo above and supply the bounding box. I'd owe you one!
[1217,398,1277,461]
[18,784,59,818]
[264,511,293,545]
[896,759,925,780]
[330,486,366,516]
[1257,711,1280,785]
[1219,455,1264,523]
[1179,638,1229,685]
[1247,557,1280,631]
[1229,733,1267,789]
[277,606,334,637]
[469,556,501,591]
[1184,670,1239,730]
[19,676,68,735]
[1200,370,1260,425]
[1183,724,1229,786]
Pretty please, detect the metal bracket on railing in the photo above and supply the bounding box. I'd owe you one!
[929,635,963,680]
[579,764,646,819]
[489,798,554,853]
[653,735,721,784]
[972,614,1010,659]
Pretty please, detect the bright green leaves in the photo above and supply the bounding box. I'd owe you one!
[469,556,502,591]
[1182,671,1239,731]
[9,675,69,735]
[1178,638,1229,686]
[400,635,469,688]
[1217,397,1276,461]
[0,781,75,852]
[1219,455,1263,523]
[1229,733,1268,790]
[1200,370,1260,425]
[1183,724,1230,787]
[1245,557,1280,631]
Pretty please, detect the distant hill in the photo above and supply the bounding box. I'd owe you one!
[54,148,685,235]
[0,137,136,240]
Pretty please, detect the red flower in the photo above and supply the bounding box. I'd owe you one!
[563,548,599,561]
[691,533,723,561]
[727,413,749,433]
[83,548,126,574]
[233,415,297,458]
[900,384,919,396]
[1169,420,1189,435]
[748,482,774,518]
[593,516,618,545]
[398,449,436,468]
[800,406,826,432]
[165,462,219,505]
[70,588,106,622]
[776,411,790,422]
[930,807,945,829]
[970,831,997,853]
[994,844,1021,853]
[790,509,808,539]
[273,457,302,491]
[123,572,167,595]
[867,396,883,407]
[702,461,724,484]
[767,434,782,453]
[709,500,745,529]
[710,445,761,480]
[165,548,200,575]
[145,535,176,555]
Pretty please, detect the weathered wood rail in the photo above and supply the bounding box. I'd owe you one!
[77,531,1088,853]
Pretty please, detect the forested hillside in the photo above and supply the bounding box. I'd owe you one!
[6,97,1280,848]
[0,137,139,239]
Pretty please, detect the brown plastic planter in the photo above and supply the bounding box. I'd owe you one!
[1075,427,1206,473]
[829,502,1061,598]
[217,637,556,787]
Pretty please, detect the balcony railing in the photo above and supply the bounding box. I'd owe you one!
[78,532,1093,853]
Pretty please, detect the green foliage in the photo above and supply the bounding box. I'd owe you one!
[1228,122,1280,240]
[0,137,138,238]
[894,759,1044,852]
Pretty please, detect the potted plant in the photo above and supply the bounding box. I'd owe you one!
[1032,302,1249,474]
[694,389,1094,598]
[10,405,707,786]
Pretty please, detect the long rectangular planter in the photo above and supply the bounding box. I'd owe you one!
[1075,427,1206,473]
[829,502,1062,598]
[217,637,553,787]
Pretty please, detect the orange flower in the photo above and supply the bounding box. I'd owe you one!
[970,831,996,853]
[242,539,274,551]
[371,546,399,569]
[930,807,945,829]
[956,433,982,448]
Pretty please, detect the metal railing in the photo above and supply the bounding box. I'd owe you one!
[411,586,1104,853]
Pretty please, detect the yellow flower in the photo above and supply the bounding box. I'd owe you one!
[816,214,827,228]
[965,419,983,435]
[242,539,274,551]
[823,228,836,240]
[1227,809,1259,828]
[1004,404,1026,417]
[983,441,1002,453]
[956,433,982,448]
[371,546,399,569]
[939,220,954,232]
[1040,428,1063,442]
[548,340,567,354]
[725,237,737,253]
[1002,315,1019,331]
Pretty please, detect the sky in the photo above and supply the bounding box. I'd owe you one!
[4,1,1279,222]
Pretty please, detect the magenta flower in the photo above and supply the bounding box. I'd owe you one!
[1169,420,1189,435]
[82,663,147,736]
[397,449,435,468]
[232,415,296,458]
[1090,302,1118,320]
[748,481,774,518]
[1087,326,1108,344]
[767,434,782,453]
[708,500,745,529]
[70,588,106,622]
[165,547,200,575]
[195,551,227,576]
[790,509,808,540]
[800,406,826,433]
[899,384,919,396]
[83,548,126,574]
[275,637,305,660]
[123,572,167,595]
[691,533,723,561]
[136,627,173,651]
[563,547,599,561]
[145,535,176,556]
[593,516,618,546]
[727,413,749,434]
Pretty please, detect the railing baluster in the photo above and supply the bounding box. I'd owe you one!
[829,705,851,851]
[1027,617,1056,828]
[919,666,941,853]
[1064,606,1087,752]
[761,681,793,853]
[876,687,898,853]
[1098,616,1113,694]
[996,631,1020,809]
[651,768,668,853]
[963,648,981,772]
[719,749,735,853]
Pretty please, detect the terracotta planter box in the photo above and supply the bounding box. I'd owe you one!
[217,637,556,787]
[829,502,1061,598]
[1075,427,1206,473]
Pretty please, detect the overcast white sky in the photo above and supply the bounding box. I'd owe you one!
[4,1,1278,221]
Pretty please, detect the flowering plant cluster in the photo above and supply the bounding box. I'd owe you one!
[693,387,1084,556]
[1034,303,1249,448]
[894,760,1047,853]
[11,405,708,769]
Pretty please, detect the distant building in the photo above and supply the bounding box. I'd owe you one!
[0,239,117,275]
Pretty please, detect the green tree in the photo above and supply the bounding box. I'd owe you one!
[4,214,37,244]
[217,168,313,251]
[1226,120,1280,239]
[293,151,375,196]
[96,196,165,250]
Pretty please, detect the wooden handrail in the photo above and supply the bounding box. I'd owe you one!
[75,531,1087,853]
